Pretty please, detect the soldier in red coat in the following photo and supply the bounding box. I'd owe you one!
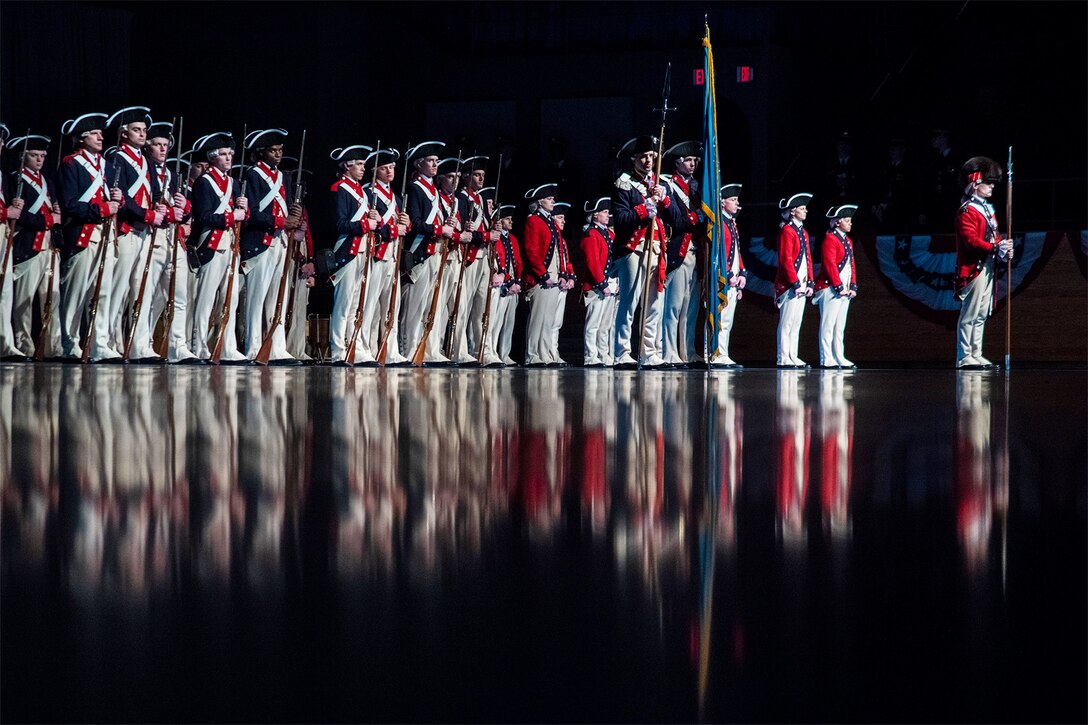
[481,204,521,366]
[521,182,565,366]
[774,193,814,368]
[813,204,858,368]
[580,197,617,366]
[955,156,1012,370]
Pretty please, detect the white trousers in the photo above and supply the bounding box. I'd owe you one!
[107,228,147,352]
[241,237,290,359]
[454,259,489,362]
[614,249,663,361]
[815,290,851,366]
[525,285,563,364]
[486,291,517,362]
[149,237,197,360]
[127,227,170,357]
[360,257,396,361]
[286,269,310,359]
[709,285,739,362]
[329,254,365,362]
[662,248,696,362]
[583,289,617,365]
[60,228,115,359]
[776,292,807,365]
[400,252,442,360]
[11,248,61,357]
[956,261,993,365]
[191,240,243,359]
[0,226,16,355]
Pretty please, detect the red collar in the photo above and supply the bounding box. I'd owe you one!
[257,161,279,179]
[416,176,436,194]
[374,181,393,200]
[120,143,144,163]
[80,149,102,169]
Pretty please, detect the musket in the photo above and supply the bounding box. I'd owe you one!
[1004,145,1013,373]
[256,129,306,364]
[82,159,121,363]
[210,128,247,364]
[0,156,27,314]
[33,247,58,361]
[637,62,675,370]
[476,152,503,364]
[125,116,177,361]
[376,141,411,365]
[283,148,310,345]
[345,141,383,364]
[155,117,185,359]
[443,152,475,360]
[411,150,462,366]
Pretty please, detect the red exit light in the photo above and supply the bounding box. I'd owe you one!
[693,68,705,86]
[737,66,754,83]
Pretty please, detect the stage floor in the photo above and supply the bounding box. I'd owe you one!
[1,364,1084,722]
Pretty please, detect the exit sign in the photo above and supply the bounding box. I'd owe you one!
[737,66,754,83]
[693,68,705,86]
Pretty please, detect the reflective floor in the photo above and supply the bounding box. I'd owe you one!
[1,365,1085,723]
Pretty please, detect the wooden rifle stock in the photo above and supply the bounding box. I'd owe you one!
[255,130,306,364]
[33,246,58,360]
[346,141,381,364]
[476,153,502,364]
[82,162,120,363]
[376,142,411,365]
[0,170,25,323]
[155,117,185,359]
[124,117,176,361]
[211,179,246,364]
[411,238,451,366]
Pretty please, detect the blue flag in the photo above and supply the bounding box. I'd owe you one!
[701,23,726,359]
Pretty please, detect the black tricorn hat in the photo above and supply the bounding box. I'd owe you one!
[720,183,742,199]
[193,131,236,156]
[826,204,858,220]
[62,113,108,138]
[0,124,9,143]
[779,192,813,210]
[245,128,288,150]
[460,155,489,173]
[8,134,51,153]
[524,183,558,201]
[664,140,703,160]
[617,135,659,159]
[584,197,610,213]
[406,141,446,163]
[106,105,151,132]
[146,120,175,146]
[366,148,401,167]
[492,203,516,220]
[553,201,571,216]
[436,157,462,175]
[961,156,1003,186]
[330,145,373,164]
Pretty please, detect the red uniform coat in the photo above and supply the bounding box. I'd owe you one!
[774,221,814,299]
[522,211,562,289]
[580,224,614,293]
[955,198,1000,293]
[814,229,857,293]
[494,232,522,283]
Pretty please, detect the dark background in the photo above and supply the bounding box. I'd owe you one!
[2,1,1084,217]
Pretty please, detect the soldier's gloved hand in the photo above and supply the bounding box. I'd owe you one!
[368,209,382,224]
[651,185,667,202]
[492,273,504,288]
[645,201,657,218]
[172,193,186,208]
[728,275,739,288]
[109,188,123,203]
[509,282,522,295]
[794,287,807,299]
[53,202,62,216]
[459,231,473,244]
[737,289,743,300]
[737,275,746,289]
[232,208,246,223]
[5,204,21,220]
[300,262,316,279]
[998,238,1014,259]
[107,201,121,216]
[805,285,814,298]
[152,209,166,226]
[441,224,456,239]
[397,212,410,227]
[236,196,249,210]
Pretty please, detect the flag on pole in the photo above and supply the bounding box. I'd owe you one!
[701,22,727,355]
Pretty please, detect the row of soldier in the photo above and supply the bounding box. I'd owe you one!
[0,109,871,368]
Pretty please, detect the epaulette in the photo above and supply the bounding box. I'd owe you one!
[63,153,79,163]
[615,173,633,191]
[330,179,344,192]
